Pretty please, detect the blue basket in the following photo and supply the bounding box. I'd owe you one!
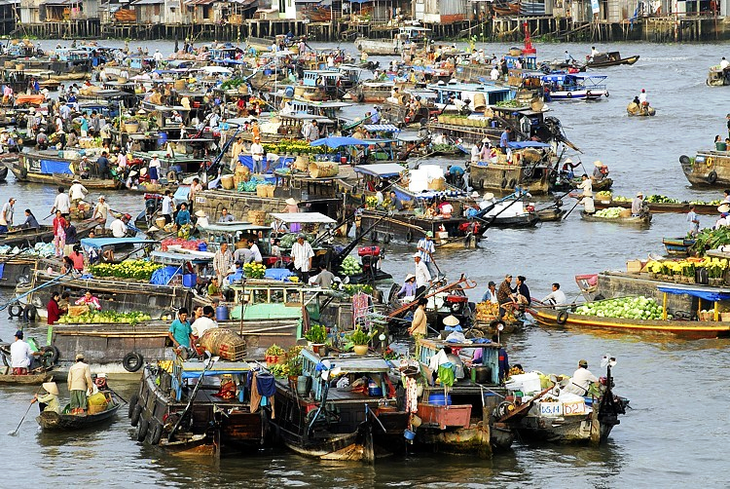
[403,429,416,440]
[428,392,452,405]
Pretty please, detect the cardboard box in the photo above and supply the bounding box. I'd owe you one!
[627,260,643,273]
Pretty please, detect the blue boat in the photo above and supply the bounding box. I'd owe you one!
[541,73,609,101]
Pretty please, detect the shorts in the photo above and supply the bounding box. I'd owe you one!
[70,390,88,410]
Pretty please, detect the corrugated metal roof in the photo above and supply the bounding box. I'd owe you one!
[130,0,163,5]
[185,0,215,5]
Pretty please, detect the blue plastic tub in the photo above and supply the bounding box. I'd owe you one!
[182,274,197,288]
[403,429,416,440]
[216,305,229,321]
[428,393,452,405]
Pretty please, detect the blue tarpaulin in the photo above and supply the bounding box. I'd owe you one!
[657,286,730,302]
[506,141,552,149]
[40,160,72,174]
[150,265,183,285]
[309,136,379,148]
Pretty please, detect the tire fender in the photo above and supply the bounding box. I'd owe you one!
[405,230,413,243]
[136,417,149,442]
[500,178,508,189]
[556,310,569,325]
[128,393,140,418]
[23,304,37,322]
[8,304,23,318]
[123,352,144,373]
[707,170,718,184]
[566,92,572,98]
[130,404,142,427]
[148,421,163,444]
[478,179,485,190]
[508,178,517,189]
[41,345,60,366]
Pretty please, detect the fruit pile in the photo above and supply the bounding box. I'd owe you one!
[644,194,681,204]
[57,311,153,325]
[340,256,362,276]
[89,260,163,281]
[574,296,665,320]
[243,262,266,279]
[476,301,500,321]
[594,207,624,218]
[278,233,313,249]
[339,284,373,296]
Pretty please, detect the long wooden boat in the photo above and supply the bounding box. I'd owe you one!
[0,370,53,384]
[0,165,7,181]
[679,151,730,188]
[586,52,639,68]
[580,211,651,225]
[7,151,121,189]
[662,237,696,256]
[594,199,718,215]
[0,218,97,248]
[528,305,730,339]
[551,177,613,193]
[36,390,122,431]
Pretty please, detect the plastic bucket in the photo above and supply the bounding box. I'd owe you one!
[197,242,207,252]
[428,392,452,405]
[284,86,295,98]
[403,429,416,440]
[216,305,229,321]
[368,379,382,396]
[475,366,492,384]
[182,273,197,288]
[157,132,168,148]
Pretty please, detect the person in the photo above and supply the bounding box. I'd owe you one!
[218,207,235,222]
[291,233,315,279]
[234,242,254,264]
[52,211,67,258]
[63,220,78,257]
[497,274,517,318]
[69,245,84,271]
[168,308,194,357]
[564,50,575,63]
[499,127,511,150]
[413,253,431,297]
[0,197,15,233]
[590,46,599,59]
[249,240,263,263]
[160,190,174,225]
[52,186,71,217]
[213,242,234,284]
[191,305,218,338]
[250,137,265,173]
[577,174,593,197]
[631,192,645,216]
[283,198,300,233]
[716,203,730,228]
[189,178,203,211]
[416,232,438,278]
[10,330,35,375]
[310,264,336,288]
[59,291,71,315]
[687,205,700,236]
[207,276,224,299]
[69,179,88,204]
[194,210,209,227]
[47,291,62,325]
[397,274,418,299]
[591,161,609,182]
[76,290,101,310]
[408,297,428,337]
[67,353,93,415]
[271,238,282,258]
[96,151,110,179]
[92,196,110,224]
[563,359,599,396]
[542,283,567,306]
[148,155,161,183]
[638,88,648,105]
[110,213,130,238]
[176,203,191,228]
[724,57,730,70]
[723,189,730,204]
[388,191,403,211]
[471,141,482,163]
[20,209,39,229]
[515,276,531,306]
[31,382,61,415]
[481,280,499,303]
[428,345,464,381]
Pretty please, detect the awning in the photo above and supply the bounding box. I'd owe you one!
[363,124,400,133]
[270,212,336,224]
[310,136,383,148]
[80,237,157,249]
[353,163,406,178]
[507,141,551,149]
[131,0,163,5]
[657,286,730,302]
[185,0,215,4]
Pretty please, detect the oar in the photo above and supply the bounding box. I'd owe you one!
[562,197,582,220]
[8,385,43,436]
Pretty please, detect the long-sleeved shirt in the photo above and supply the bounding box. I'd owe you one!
[398,281,417,298]
[564,367,599,396]
[68,361,93,392]
[37,393,61,414]
[497,280,515,305]
[10,340,32,368]
[410,306,427,335]
[415,260,431,288]
[47,298,61,325]
[542,289,567,306]
[482,288,498,303]
[631,198,644,215]
[21,214,39,229]
[213,248,234,275]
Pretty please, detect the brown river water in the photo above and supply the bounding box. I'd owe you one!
[0,40,728,487]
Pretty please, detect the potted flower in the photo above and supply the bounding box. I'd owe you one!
[305,324,328,356]
[265,344,286,366]
[347,326,373,355]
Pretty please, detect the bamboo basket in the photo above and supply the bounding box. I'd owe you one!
[221,175,235,190]
[294,155,309,172]
[255,185,267,197]
[199,329,247,361]
[309,161,339,178]
[427,177,446,191]
[265,185,275,198]
[248,210,266,225]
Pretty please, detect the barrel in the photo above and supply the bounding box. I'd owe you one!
[157,132,168,148]
[247,210,266,225]
[197,242,207,251]
[308,161,339,179]
[216,305,229,321]
[473,93,486,111]
[221,174,235,190]
[284,86,295,98]
[182,273,197,288]
[368,379,382,397]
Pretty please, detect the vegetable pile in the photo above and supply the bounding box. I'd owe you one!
[644,194,681,204]
[339,256,362,276]
[594,207,624,218]
[57,311,153,325]
[574,296,665,320]
[89,260,163,281]
[278,233,313,249]
[689,227,730,255]
[339,284,373,296]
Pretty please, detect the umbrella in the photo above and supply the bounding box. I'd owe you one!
[309,136,374,148]
[199,66,232,74]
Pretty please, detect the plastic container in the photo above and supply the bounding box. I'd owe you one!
[197,242,207,252]
[505,372,541,395]
[428,392,452,405]
[182,273,197,288]
[284,86,295,98]
[216,305,229,321]
[368,379,382,397]
[157,132,168,148]
[403,429,416,440]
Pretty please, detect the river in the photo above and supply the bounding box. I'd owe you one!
[0,40,728,487]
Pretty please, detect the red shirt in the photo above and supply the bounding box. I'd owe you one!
[47,298,61,325]
[70,251,84,270]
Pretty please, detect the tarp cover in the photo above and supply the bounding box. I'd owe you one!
[40,159,72,174]
[657,285,730,302]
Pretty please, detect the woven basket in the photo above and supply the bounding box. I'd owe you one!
[248,210,266,225]
[199,329,247,361]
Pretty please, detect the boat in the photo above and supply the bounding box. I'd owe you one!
[7,151,121,189]
[36,389,123,431]
[679,152,730,187]
[474,194,540,229]
[469,141,555,196]
[542,74,609,101]
[550,175,613,193]
[496,360,627,444]
[707,65,730,86]
[0,218,98,248]
[627,100,656,116]
[528,287,730,339]
[586,52,639,68]
[662,237,696,257]
[272,348,409,463]
[593,198,718,215]
[0,165,7,181]
[0,370,53,384]
[354,27,431,55]
[580,211,652,225]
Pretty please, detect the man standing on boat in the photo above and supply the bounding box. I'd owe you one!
[291,233,315,280]
[0,197,15,234]
[413,253,431,297]
[416,232,438,279]
[213,242,234,285]
[687,206,700,236]
[563,359,598,396]
[168,308,194,359]
[69,179,88,205]
[161,190,174,225]
[67,353,93,415]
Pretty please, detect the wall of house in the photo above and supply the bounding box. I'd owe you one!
[423,0,466,23]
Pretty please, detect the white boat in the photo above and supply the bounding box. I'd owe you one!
[542,74,609,101]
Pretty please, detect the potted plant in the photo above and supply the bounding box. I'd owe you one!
[285,350,303,383]
[305,324,328,355]
[265,344,286,366]
[347,326,372,355]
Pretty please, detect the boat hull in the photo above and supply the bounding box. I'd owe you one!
[680,152,730,187]
[0,371,53,384]
[9,153,121,189]
[580,211,651,225]
[37,402,121,431]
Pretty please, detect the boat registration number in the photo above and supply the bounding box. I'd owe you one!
[539,402,562,416]
[563,400,587,416]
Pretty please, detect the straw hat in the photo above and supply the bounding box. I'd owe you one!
[593,160,603,167]
[471,191,480,198]
[405,274,416,281]
[140,167,148,176]
[443,315,460,327]
[412,252,421,258]
[194,210,207,218]
[285,198,297,206]
[75,353,84,361]
[42,382,59,396]
[718,203,730,214]
[483,192,495,201]
[563,158,573,165]
[636,191,643,197]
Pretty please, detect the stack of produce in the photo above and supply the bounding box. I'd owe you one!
[645,257,729,280]
[243,262,266,279]
[594,207,624,218]
[339,284,373,296]
[339,256,362,276]
[262,141,324,156]
[89,260,163,281]
[476,302,500,321]
[574,296,665,320]
[160,238,206,251]
[644,194,681,204]
[364,196,379,209]
[57,311,153,325]
[237,176,266,193]
[689,227,730,255]
[278,233,313,249]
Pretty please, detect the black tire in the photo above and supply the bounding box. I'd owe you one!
[8,304,23,318]
[478,179,485,190]
[566,92,572,98]
[405,230,413,243]
[605,91,610,97]
[556,310,569,325]
[500,178,508,189]
[128,394,139,418]
[23,304,37,322]
[523,167,534,179]
[40,345,60,366]
[382,234,391,244]
[707,171,718,184]
[1,352,8,367]
[508,179,517,189]
[148,421,163,444]
[123,352,144,373]
[135,417,149,442]
[679,155,691,165]
[130,404,142,427]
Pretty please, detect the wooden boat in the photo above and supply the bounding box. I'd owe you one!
[528,301,730,339]
[580,211,651,225]
[707,65,730,86]
[536,206,566,221]
[0,370,53,384]
[593,198,718,215]
[551,176,613,193]
[7,151,120,189]
[586,52,639,68]
[627,101,656,116]
[679,152,730,188]
[662,237,696,257]
[469,142,555,196]
[36,390,122,431]
[273,348,409,463]
[0,164,7,181]
[0,218,97,248]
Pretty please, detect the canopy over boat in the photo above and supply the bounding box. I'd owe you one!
[269,212,336,224]
[353,163,406,178]
[80,237,157,249]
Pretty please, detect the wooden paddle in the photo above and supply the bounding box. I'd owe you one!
[8,385,43,436]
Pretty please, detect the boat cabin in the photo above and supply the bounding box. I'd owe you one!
[398,26,431,43]
[81,237,157,264]
[426,82,513,110]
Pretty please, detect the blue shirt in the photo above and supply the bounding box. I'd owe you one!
[169,319,192,347]
[417,237,434,262]
[500,130,509,148]
[176,209,191,226]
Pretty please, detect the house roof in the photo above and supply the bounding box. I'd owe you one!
[130,0,163,5]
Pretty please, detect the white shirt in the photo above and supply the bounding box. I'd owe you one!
[93,201,109,221]
[162,196,173,215]
[10,340,33,368]
[250,243,262,263]
[542,289,567,305]
[191,316,217,337]
[110,218,127,238]
[0,202,12,226]
[471,145,481,163]
[417,238,434,262]
[638,92,647,104]
[291,240,314,272]
[577,178,593,197]
[722,59,730,69]
[415,260,431,288]
[53,193,71,214]
[564,367,598,396]
[69,182,88,201]
[251,142,264,161]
